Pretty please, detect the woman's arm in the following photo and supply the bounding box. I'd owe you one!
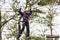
[18,8,23,16]
[29,9,32,15]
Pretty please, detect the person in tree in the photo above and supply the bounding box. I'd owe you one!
[18,7,32,40]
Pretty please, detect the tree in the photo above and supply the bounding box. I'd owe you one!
[0,1,3,40]
[0,9,2,40]
[1,0,59,40]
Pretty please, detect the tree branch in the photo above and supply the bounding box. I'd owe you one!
[2,14,19,27]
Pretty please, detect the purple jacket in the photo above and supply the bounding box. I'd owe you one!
[19,9,32,22]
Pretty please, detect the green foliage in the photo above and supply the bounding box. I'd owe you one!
[38,0,56,6]
[47,38,51,40]
[30,36,42,40]
[26,0,30,4]
[21,36,42,40]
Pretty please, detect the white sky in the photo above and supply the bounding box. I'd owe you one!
[1,0,60,40]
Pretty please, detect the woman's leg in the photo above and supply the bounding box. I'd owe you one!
[25,22,30,38]
[18,22,25,38]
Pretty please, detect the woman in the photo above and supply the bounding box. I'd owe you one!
[18,8,32,40]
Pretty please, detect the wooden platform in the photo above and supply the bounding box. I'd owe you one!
[46,35,60,38]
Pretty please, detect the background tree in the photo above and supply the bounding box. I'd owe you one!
[0,8,2,40]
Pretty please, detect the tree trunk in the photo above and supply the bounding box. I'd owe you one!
[50,15,53,40]
[0,10,2,40]
[50,25,53,40]
[48,12,53,40]
[16,16,22,40]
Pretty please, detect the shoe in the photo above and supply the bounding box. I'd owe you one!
[17,34,21,39]
[26,37,31,40]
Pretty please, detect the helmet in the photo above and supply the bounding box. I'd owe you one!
[24,7,30,12]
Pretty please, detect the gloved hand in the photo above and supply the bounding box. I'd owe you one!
[18,8,21,12]
[19,8,21,11]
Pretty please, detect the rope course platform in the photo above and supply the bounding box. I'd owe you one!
[45,35,60,40]
[46,35,60,38]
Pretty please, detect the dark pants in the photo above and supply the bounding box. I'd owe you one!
[18,22,30,38]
